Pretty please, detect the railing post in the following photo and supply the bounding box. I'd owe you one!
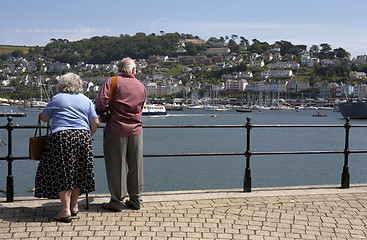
[341,117,351,189]
[244,117,252,192]
[6,116,14,202]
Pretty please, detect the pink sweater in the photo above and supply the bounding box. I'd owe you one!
[96,73,146,136]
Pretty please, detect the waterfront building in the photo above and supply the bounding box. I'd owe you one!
[225,79,248,92]
[353,84,367,98]
[145,82,158,96]
[336,84,353,97]
[246,81,265,92]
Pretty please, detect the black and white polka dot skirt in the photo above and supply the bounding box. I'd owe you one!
[35,129,95,199]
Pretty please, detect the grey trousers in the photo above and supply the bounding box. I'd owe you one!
[103,130,143,209]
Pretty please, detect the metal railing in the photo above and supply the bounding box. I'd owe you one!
[1,115,366,203]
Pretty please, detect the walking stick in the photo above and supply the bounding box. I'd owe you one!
[85,192,89,210]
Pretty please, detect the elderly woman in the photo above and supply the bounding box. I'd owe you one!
[35,73,99,223]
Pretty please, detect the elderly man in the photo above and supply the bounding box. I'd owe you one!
[96,57,146,211]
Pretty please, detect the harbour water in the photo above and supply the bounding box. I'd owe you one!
[1,105,367,198]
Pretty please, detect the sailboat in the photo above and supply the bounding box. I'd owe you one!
[205,86,230,111]
[20,76,49,110]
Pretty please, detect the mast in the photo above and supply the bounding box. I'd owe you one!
[30,75,33,107]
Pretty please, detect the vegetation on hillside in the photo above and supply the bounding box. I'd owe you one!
[0,32,366,100]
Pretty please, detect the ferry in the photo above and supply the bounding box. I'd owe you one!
[338,101,367,119]
[142,104,167,116]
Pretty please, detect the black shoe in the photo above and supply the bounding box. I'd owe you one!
[102,202,122,212]
[54,214,72,223]
[125,200,141,210]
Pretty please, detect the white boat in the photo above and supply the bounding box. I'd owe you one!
[205,105,230,111]
[187,104,204,109]
[236,106,252,112]
[142,104,167,116]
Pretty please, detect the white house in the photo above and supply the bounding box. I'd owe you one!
[248,60,264,67]
[301,54,319,67]
[267,62,300,69]
[261,70,293,78]
[350,71,367,80]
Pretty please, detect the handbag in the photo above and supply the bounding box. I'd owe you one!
[29,115,50,160]
[99,76,117,123]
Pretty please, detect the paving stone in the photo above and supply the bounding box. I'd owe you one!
[1,185,367,240]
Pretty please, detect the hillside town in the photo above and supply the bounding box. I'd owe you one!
[1,38,367,107]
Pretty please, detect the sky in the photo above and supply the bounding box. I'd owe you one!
[1,0,367,58]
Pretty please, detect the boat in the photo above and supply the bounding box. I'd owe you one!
[338,101,367,119]
[142,104,167,116]
[236,106,252,112]
[187,104,204,109]
[205,105,230,111]
[313,112,327,117]
[165,103,183,111]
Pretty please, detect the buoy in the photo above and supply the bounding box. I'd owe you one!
[212,115,216,117]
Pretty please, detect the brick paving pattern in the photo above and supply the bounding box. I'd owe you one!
[1,187,367,239]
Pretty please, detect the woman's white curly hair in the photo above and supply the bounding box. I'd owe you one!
[57,72,83,93]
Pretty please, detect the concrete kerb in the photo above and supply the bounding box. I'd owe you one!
[2,183,367,209]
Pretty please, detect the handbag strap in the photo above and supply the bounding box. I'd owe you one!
[34,114,50,137]
[108,76,117,104]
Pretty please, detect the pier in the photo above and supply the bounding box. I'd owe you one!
[1,185,367,239]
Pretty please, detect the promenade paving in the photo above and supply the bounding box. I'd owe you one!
[1,184,367,239]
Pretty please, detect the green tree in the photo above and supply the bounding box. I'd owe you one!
[184,42,198,55]
[333,47,350,59]
[228,39,240,53]
[11,50,24,58]
[319,43,332,59]
[310,45,319,54]
[0,53,9,61]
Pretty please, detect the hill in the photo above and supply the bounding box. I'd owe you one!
[0,45,30,55]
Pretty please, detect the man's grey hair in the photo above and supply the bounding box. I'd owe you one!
[57,72,83,93]
[118,57,136,73]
